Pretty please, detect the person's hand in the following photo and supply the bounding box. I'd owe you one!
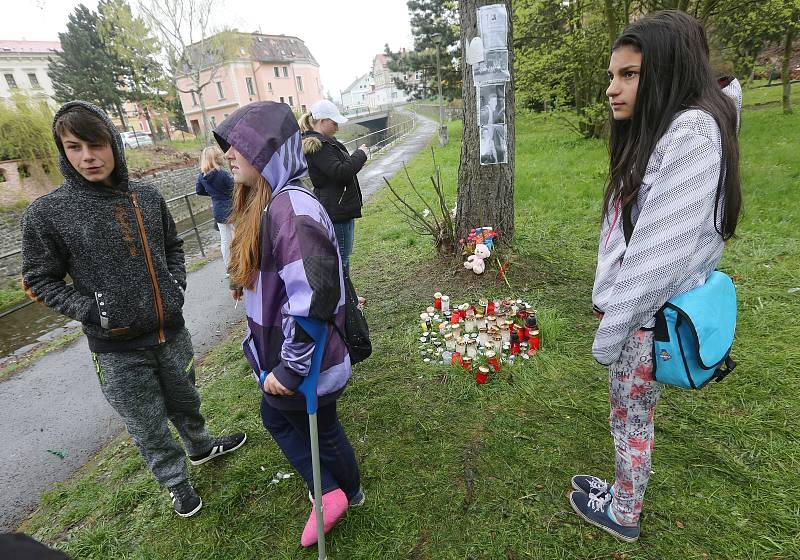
[262,372,294,396]
[358,144,370,157]
[231,287,243,301]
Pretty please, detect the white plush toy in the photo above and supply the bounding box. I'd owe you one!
[464,243,491,275]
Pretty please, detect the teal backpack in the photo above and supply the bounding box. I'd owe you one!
[652,271,737,389]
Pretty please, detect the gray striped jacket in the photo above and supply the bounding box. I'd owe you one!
[592,80,742,366]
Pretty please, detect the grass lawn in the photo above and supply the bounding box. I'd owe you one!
[19,102,800,559]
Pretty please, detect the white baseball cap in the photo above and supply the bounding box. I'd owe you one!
[310,99,348,124]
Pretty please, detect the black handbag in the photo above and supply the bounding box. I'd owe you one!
[333,272,372,364]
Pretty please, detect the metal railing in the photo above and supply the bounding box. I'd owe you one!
[341,117,417,155]
[0,192,213,320]
[342,103,400,117]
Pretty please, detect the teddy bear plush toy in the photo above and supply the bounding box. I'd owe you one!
[464,243,491,274]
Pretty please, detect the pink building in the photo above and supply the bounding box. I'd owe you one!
[176,32,324,137]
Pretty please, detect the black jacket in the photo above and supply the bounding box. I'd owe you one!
[301,131,366,222]
[21,101,186,353]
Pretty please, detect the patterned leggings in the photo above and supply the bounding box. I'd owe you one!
[608,329,660,525]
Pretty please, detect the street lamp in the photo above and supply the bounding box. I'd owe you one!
[432,32,448,146]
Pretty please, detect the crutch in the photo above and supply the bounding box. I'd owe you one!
[294,316,329,560]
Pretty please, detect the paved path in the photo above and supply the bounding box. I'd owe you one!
[0,112,437,531]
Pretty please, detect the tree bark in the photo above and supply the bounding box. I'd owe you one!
[604,0,619,50]
[456,0,515,249]
[782,23,795,115]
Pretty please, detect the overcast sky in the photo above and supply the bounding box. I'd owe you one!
[0,0,414,96]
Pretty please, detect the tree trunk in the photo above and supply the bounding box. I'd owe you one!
[115,102,128,131]
[782,24,795,115]
[456,0,515,250]
[197,88,212,144]
[603,0,618,50]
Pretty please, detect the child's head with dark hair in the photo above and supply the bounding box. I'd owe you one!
[54,105,118,187]
[54,106,113,149]
[604,9,741,239]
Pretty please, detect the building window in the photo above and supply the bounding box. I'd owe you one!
[282,66,288,78]
[4,73,17,89]
[190,92,197,106]
[246,77,255,96]
[274,66,280,78]
[216,81,224,99]
[288,96,294,107]
[267,82,273,92]
[296,76,303,91]
[301,104,307,113]
[279,96,285,104]
[28,73,41,89]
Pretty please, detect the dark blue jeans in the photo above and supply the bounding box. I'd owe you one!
[333,219,355,273]
[260,397,361,500]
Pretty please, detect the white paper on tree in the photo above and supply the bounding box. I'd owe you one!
[477,83,507,166]
[477,4,509,51]
[472,48,510,85]
[466,36,485,65]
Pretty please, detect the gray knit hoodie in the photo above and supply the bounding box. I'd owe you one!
[21,101,187,352]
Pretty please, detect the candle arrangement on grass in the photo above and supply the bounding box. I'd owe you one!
[417,293,542,385]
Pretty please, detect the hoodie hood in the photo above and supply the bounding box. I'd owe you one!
[213,101,308,194]
[52,100,128,191]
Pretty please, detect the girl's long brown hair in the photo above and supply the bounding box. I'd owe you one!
[228,175,272,289]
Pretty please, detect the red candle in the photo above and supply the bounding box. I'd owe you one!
[486,301,495,315]
[486,350,501,373]
[451,351,463,366]
[450,310,460,324]
[510,333,521,355]
[462,357,473,370]
[434,292,442,310]
[476,366,489,385]
[529,329,541,350]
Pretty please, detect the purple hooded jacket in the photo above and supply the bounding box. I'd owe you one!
[214,102,351,410]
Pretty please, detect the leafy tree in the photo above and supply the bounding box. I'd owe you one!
[386,0,460,100]
[48,4,126,120]
[139,0,248,143]
[98,0,165,136]
[0,94,57,168]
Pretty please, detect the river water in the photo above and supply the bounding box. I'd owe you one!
[0,209,218,359]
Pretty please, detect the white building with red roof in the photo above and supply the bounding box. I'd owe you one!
[0,40,61,109]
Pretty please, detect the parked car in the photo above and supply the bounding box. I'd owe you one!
[121,131,153,149]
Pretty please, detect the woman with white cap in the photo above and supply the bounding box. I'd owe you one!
[300,99,369,273]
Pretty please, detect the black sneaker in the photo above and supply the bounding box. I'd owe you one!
[571,474,612,496]
[569,491,640,542]
[189,433,247,466]
[169,481,202,517]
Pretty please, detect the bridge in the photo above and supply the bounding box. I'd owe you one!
[341,103,395,129]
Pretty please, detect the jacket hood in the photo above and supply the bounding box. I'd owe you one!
[302,134,323,155]
[52,100,128,191]
[214,101,308,194]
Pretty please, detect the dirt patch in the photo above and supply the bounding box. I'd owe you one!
[412,529,430,560]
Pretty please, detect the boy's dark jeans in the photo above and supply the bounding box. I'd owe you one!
[260,397,360,500]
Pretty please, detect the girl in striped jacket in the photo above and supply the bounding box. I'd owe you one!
[568,11,742,542]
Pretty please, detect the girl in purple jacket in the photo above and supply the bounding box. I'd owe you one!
[214,102,363,547]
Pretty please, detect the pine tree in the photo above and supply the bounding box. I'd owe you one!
[386,0,460,100]
[48,5,124,116]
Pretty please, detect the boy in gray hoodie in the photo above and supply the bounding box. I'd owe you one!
[20,101,246,517]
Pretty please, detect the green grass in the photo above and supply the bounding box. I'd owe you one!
[0,281,24,312]
[742,79,800,108]
[19,103,800,559]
